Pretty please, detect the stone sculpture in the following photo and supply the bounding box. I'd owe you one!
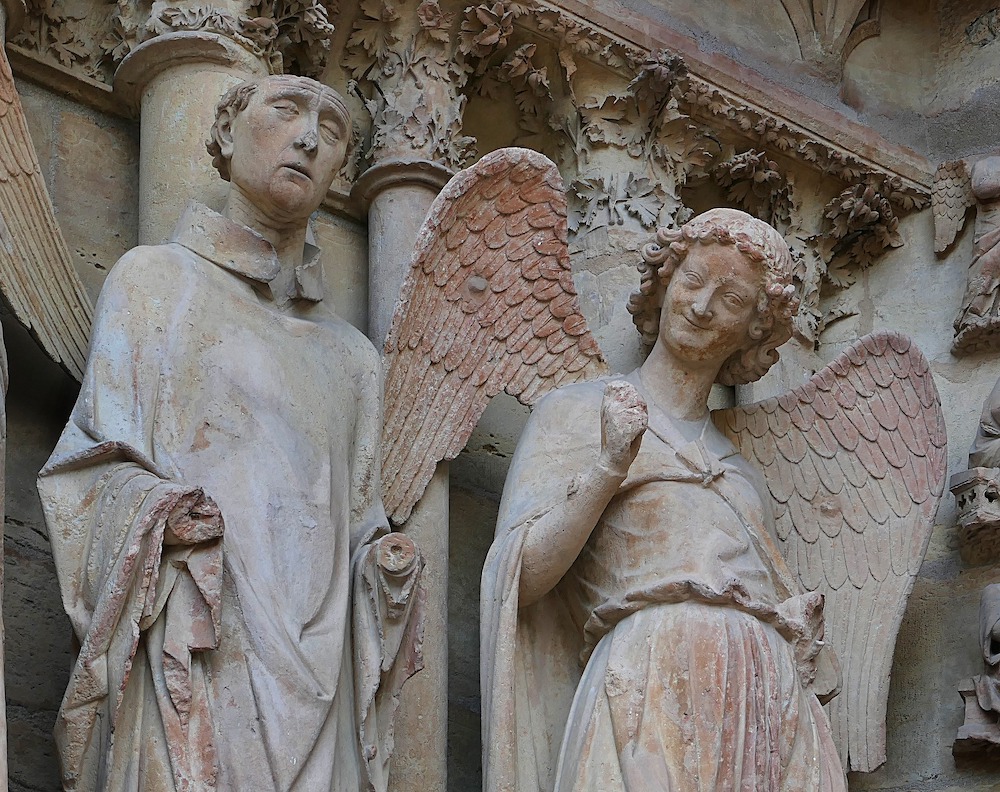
[380,146,608,524]
[954,584,1000,755]
[37,75,424,792]
[932,156,1000,354]
[481,207,947,790]
[973,584,1000,715]
[950,374,1000,565]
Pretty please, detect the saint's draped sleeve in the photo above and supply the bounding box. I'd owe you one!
[348,337,427,792]
[481,382,606,792]
[37,246,223,789]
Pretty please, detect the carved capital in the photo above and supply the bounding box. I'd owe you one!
[351,156,454,211]
[10,0,335,86]
[113,30,266,114]
[132,0,336,76]
[338,0,483,169]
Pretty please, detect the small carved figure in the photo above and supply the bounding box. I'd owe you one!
[932,156,1000,354]
[481,208,946,790]
[975,584,1000,714]
[954,585,1000,755]
[37,76,423,792]
[950,375,1000,565]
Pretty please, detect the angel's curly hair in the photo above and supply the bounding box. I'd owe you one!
[206,76,352,182]
[626,207,799,386]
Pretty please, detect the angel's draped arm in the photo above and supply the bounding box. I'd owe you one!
[38,247,222,630]
[493,385,624,608]
[349,340,392,550]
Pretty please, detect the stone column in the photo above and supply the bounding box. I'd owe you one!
[354,157,453,792]
[114,32,267,245]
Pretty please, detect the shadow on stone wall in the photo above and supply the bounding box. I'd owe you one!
[3,309,77,791]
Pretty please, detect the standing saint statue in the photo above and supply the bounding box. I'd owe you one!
[481,209,849,791]
[37,76,424,792]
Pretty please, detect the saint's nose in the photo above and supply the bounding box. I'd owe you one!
[294,114,320,153]
[295,126,319,153]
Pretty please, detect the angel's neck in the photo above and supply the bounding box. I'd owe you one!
[638,344,717,421]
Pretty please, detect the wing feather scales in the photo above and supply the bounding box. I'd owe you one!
[381,149,607,523]
[713,330,945,772]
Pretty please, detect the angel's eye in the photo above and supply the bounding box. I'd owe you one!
[683,271,703,286]
[723,293,745,309]
[272,101,298,115]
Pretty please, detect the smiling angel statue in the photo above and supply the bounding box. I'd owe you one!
[358,147,946,786]
[370,148,945,791]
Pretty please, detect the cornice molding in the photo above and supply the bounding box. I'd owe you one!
[534,0,932,196]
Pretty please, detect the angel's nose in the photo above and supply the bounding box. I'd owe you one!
[691,294,713,319]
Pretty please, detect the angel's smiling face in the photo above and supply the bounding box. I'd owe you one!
[659,243,766,369]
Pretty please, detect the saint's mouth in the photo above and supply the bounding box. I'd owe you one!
[282,162,312,179]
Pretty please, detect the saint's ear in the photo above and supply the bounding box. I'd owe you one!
[215,109,236,161]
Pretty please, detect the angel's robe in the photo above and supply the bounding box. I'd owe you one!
[481,373,847,792]
[955,157,1000,342]
[37,203,423,792]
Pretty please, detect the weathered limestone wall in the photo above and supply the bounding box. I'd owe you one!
[4,312,75,792]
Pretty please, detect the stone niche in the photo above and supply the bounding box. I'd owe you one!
[3,0,1000,791]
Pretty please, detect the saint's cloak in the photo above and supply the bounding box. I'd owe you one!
[38,204,423,792]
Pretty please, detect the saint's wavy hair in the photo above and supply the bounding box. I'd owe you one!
[626,208,800,386]
[206,77,352,182]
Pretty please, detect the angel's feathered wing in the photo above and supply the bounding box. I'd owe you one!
[382,148,608,524]
[713,331,947,773]
[932,159,974,254]
[0,46,92,379]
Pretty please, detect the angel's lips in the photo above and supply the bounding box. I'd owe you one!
[682,314,712,330]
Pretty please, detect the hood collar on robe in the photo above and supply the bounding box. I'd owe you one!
[171,202,325,302]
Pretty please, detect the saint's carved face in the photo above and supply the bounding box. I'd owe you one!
[659,243,765,370]
[225,77,349,224]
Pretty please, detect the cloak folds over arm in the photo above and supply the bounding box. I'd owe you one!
[481,385,605,792]
[351,340,427,792]
[353,534,425,792]
[37,249,223,790]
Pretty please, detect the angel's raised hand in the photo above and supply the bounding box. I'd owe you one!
[600,380,648,476]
